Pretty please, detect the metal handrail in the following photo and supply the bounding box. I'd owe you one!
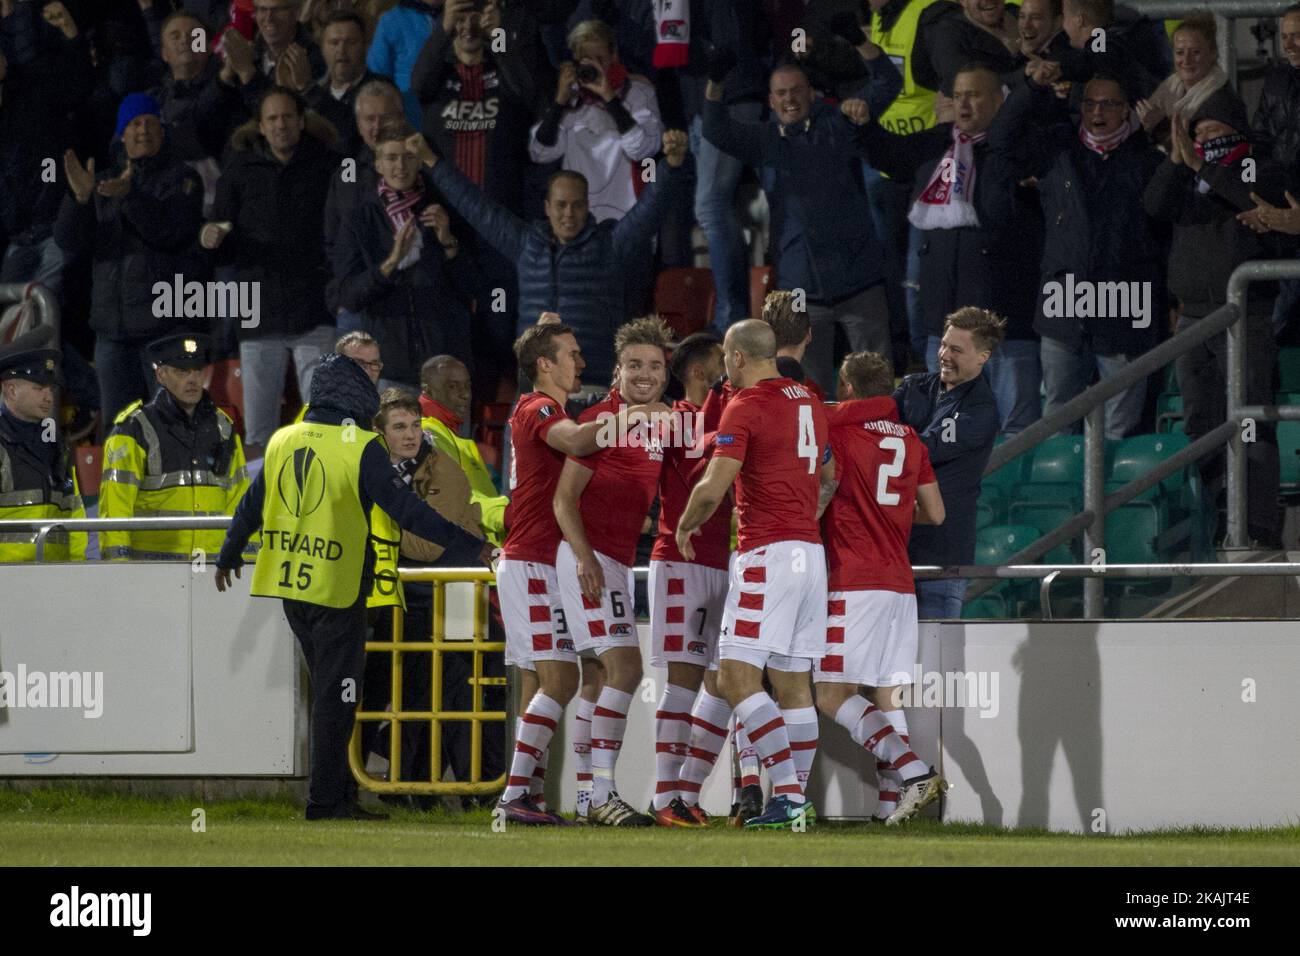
[972,260,1300,615]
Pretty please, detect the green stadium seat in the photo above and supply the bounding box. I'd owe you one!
[1163,363,1180,395]
[1103,501,1169,596]
[1280,347,1300,392]
[961,590,1009,619]
[976,500,996,530]
[1276,391,1300,406]
[1109,433,1190,498]
[1027,435,1085,483]
[1155,393,1183,433]
[1278,421,1300,492]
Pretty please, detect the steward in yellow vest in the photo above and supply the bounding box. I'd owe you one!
[872,0,941,135]
[418,356,507,545]
[0,326,86,562]
[99,334,249,561]
[213,353,487,820]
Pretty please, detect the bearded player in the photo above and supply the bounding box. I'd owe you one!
[496,322,659,825]
[553,317,673,826]
[676,320,836,829]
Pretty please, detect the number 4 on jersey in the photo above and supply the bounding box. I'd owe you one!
[797,405,818,474]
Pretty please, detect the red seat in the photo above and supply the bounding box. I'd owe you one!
[654,267,715,339]
[749,265,774,321]
[75,445,103,498]
[205,359,245,420]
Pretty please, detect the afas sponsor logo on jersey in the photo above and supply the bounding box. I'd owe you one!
[440,96,500,132]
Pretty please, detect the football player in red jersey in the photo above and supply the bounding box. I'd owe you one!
[813,351,949,825]
[552,317,673,826]
[646,333,731,827]
[676,320,837,829]
[496,322,660,826]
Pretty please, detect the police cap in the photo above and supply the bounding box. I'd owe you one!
[147,333,213,370]
[0,325,61,386]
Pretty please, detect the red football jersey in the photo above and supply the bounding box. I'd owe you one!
[821,396,935,593]
[652,398,731,570]
[568,389,665,567]
[713,377,829,553]
[502,391,568,564]
[699,376,735,433]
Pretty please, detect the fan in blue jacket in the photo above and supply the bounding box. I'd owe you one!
[416,128,694,386]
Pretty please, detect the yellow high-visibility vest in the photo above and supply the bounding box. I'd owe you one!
[0,444,87,562]
[872,0,940,136]
[99,399,248,560]
[251,422,377,608]
[366,503,406,610]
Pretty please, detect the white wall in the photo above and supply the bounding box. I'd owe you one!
[0,564,302,775]
[4,564,1299,834]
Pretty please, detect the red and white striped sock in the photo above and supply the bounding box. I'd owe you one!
[780,706,819,794]
[834,696,926,780]
[503,694,562,803]
[734,692,803,803]
[876,708,910,814]
[573,697,595,808]
[735,719,761,790]
[676,689,731,807]
[590,687,632,807]
[529,745,549,810]
[653,683,696,810]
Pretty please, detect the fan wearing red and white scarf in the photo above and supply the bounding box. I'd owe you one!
[653,0,690,68]
[908,127,986,231]
[378,177,426,270]
[1078,113,1140,157]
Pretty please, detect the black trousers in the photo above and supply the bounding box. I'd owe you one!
[1176,311,1281,543]
[282,593,367,812]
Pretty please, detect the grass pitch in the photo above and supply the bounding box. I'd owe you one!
[2,787,1298,866]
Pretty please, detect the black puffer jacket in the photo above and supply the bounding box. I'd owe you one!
[1251,64,1300,169]
[331,169,476,386]
[53,141,207,342]
[209,121,340,339]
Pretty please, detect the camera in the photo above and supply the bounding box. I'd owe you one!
[576,63,600,85]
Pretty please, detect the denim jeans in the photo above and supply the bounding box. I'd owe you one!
[863,168,916,360]
[804,283,891,395]
[335,308,364,334]
[983,338,1043,435]
[239,325,337,446]
[94,337,158,425]
[1,236,67,297]
[1040,336,1145,440]
[916,578,968,619]
[690,101,763,332]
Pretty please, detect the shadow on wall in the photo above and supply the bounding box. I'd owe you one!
[1012,622,1104,830]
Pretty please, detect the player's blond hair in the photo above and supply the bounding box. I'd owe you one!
[944,307,1007,355]
[614,315,672,361]
[840,351,895,399]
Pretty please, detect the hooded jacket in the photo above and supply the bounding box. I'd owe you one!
[209,118,340,338]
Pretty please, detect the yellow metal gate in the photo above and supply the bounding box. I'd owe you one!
[347,569,507,795]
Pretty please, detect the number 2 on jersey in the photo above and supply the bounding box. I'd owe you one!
[797,405,818,474]
[876,436,906,506]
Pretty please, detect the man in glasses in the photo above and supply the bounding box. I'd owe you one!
[990,70,1165,441]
